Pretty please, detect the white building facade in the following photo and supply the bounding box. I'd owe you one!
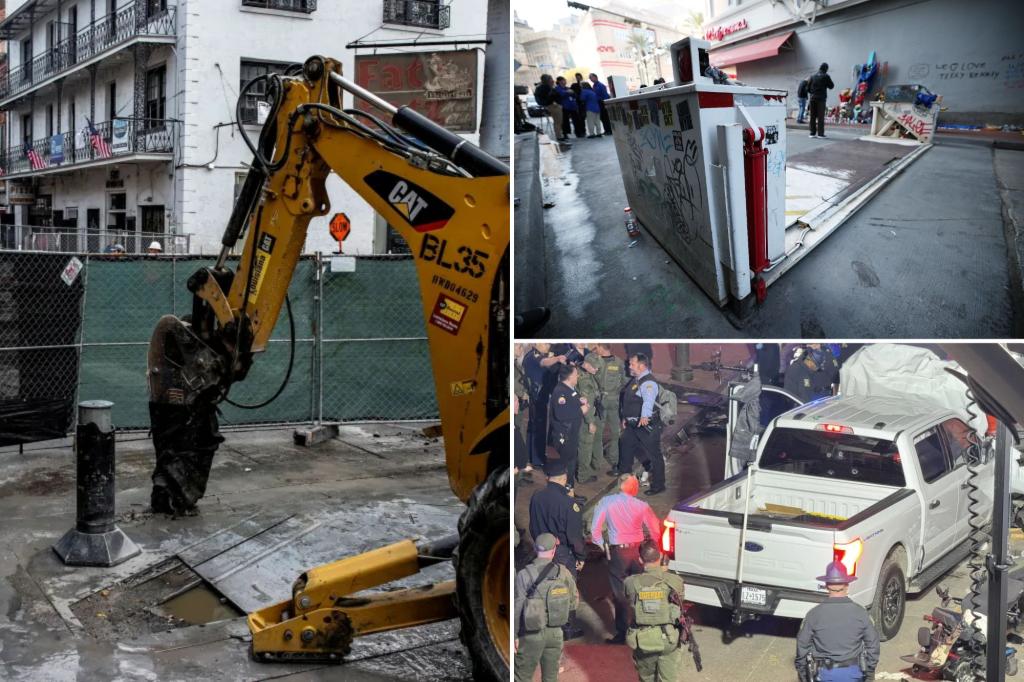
[0,0,487,255]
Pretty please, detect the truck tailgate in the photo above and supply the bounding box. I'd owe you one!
[674,509,835,594]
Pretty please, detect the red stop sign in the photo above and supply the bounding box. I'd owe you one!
[329,213,351,243]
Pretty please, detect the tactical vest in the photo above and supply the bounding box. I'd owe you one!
[514,361,528,401]
[600,355,624,401]
[621,374,657,421]
[577,367,599,402]
[520,564,572,632]
[631,573,679,627]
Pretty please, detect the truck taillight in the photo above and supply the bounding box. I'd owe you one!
[662,519,676,560]
[834,538,863,576]
[818,423,853,434]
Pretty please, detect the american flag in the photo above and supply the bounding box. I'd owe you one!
[87,118,112,159]
[26,147,47,171]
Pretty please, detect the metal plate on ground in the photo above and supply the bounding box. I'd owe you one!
[178,500,460,613]
[784,139,915,227]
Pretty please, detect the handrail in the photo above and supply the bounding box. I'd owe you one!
[0,226,191,255]
[0,2,176,101]
[0,118,178,177]
[382,0,451,30]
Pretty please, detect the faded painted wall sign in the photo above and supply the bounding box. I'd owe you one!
[355,51,478,132]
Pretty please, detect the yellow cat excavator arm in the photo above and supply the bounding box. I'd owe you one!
[146,56,509,679]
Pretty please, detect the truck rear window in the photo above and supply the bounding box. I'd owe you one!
[759,427,906,487]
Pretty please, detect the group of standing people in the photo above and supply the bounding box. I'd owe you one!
[533,73,613,142]
[796,62,836,138]
[513,342,882,682]
[514,343,668,501]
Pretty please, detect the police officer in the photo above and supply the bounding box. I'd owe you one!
[548,363,589,493]
[755,342,782,387]
[591,343,626,471]
[784,344,840,403]
[796,561,880,682]
[529,458,587,580]
[523,343,566,470]
[514,344,531,462]
[591,474,662,644]
[616,353,666,496]
[515,533,578,682]
[623,540,686,682]
[576,347,602,484]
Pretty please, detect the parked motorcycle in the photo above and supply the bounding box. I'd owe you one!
[900,576,1024,681]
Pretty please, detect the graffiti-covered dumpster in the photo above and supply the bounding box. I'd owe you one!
[606,37,788,314]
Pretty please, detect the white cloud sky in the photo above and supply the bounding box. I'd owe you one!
[515,0,706,31]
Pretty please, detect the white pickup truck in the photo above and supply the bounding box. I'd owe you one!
[664,394,996,640]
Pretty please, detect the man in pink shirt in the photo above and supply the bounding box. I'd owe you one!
[590,473,662,644]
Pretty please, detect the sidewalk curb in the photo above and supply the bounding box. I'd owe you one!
[994,147,1024,336]
[514,132,546,313]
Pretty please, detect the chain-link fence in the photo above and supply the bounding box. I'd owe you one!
[0,251,436,444]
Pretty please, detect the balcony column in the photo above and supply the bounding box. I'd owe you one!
[90,0,96,55]
[56,80,63,135]
[133,43,152,150]
[89,63,97,124]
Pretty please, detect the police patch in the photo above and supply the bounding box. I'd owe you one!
[803,378,811,387]
[572,503,581,512]
[558,396,566,404]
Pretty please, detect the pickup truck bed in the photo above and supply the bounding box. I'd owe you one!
[681,469,898,526]
[671,469,914,619]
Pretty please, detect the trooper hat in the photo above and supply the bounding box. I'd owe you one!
[535,533,558,552]
[543,458,567,477]
[817,560,857,585]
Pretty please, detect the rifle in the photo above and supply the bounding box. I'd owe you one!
[669,592,703,672]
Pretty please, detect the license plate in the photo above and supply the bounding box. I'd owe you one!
[740,586,767,606]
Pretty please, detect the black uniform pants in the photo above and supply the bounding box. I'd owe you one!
[599,101,612,134]
[554,548,582,637]
[527,393,549,467]
[618,425,664,491]
[809,99,827,136]
[609,543,643,637]
[555,547,579,580]
[551,428,581,488]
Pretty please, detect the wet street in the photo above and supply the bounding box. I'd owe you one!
[516,126,1022,338]
[0,425,470,681]
[513,346,1021,681]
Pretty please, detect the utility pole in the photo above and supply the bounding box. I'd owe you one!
[479,0,509,162]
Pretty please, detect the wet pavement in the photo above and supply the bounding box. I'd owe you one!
[519,126,1018,338]
[513,344,1022,681]
[0,424,471,681]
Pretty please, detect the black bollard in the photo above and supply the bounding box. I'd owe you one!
[53,401,141,567]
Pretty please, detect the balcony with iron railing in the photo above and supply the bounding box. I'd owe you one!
[0,1,176,104]
[241,0,317,12]
[382,0,450,30]
[0,118,178,179]
[0,225,190,255]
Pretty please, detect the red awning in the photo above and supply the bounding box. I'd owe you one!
[709,31,794,67]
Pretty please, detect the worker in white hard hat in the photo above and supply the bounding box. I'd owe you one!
[147,241,163,254]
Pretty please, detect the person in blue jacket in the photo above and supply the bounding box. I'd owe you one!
[554,76,583,139]
[589,73,612,135]
[580,83,602,138]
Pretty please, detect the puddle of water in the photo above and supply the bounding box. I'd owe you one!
[156,583,241,625]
